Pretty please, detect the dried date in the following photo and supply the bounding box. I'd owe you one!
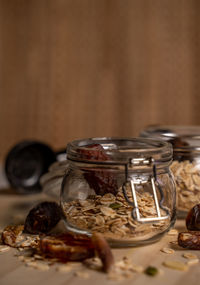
[40,234,94,261]
[178,232,200,249]
[186,204,200,231]
[78,144,118,196]
[24,202,62,234]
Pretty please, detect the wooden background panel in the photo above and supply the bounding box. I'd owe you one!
[0,0,200,161]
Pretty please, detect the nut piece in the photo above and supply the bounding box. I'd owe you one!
[91,232,114,273]
[178,232,200,249]
[144,266,159,276]
[1,225,24,247]
[162,260,188,271]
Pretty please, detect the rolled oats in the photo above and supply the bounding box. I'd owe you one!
[170,160,200,211]
[63,185,170,241]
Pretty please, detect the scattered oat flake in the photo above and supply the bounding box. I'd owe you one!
[74,271,89,279]
[183,253,198,260]
[168,229,178,236]
[187,259,199,266]
[56,265,72,273]
[35,262,50,271]
[0,245,10,252]
[26,261,38,268]
[161,248,174,254]
[131,264,144,273]
[163,260,188,271]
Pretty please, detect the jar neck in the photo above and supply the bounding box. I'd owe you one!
[67,137,172,169]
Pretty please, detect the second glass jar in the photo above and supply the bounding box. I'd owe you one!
[141,125,200,217]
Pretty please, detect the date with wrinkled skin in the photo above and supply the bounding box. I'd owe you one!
[186,204,200,231]
[39,232,114,272]
[40,234,94,261]
[178,232,200,249]
[78,144,118,196]
[24,202,62,234]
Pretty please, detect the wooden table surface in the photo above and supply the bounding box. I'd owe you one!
[0,189,200,285]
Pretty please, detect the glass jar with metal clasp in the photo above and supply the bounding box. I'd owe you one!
[61,137,176,247]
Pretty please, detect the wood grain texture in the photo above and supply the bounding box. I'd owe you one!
[1,0,200,161]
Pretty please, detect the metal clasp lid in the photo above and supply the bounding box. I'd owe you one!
[122,157,169,223]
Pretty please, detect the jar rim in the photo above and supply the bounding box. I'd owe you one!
[141,125,200,153]
[66,137,172,165]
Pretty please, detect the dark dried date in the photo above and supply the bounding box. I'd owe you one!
[178,231,200,249]
[24,202,62,234]
[186,204,200,231]
[79,144,118,196]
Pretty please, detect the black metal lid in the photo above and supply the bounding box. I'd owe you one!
[5,141,57,194]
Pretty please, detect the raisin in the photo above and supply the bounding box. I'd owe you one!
[186,204,200,231]
[78,144,118,196]
[24,202,62,234]
[178,231,200,250]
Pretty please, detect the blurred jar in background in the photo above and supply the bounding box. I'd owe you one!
[140,125,200,217]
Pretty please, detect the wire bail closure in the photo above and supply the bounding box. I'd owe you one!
[122,157,169,223]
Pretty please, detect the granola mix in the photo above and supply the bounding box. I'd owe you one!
[170,160,200,211]
[63,184,170,241]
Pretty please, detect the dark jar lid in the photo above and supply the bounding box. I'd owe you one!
[5,141,57,194]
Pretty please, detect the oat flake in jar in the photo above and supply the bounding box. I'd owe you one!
[141,125,200,217]
[61,137,176,247]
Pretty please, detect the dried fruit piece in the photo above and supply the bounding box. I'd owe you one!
[24,202,62,234]
[145,266,158,276]
[1,225,24,247]
[178,232,200,249]
[91,232,114,273]
[78,144,110,161]
[186,204,200,231]
[40,233,94,261]
[162,260,188,271]
[78,144,118,195]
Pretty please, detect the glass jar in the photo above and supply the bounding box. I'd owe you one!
[61,137,176,247]
[140,125,200,216]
